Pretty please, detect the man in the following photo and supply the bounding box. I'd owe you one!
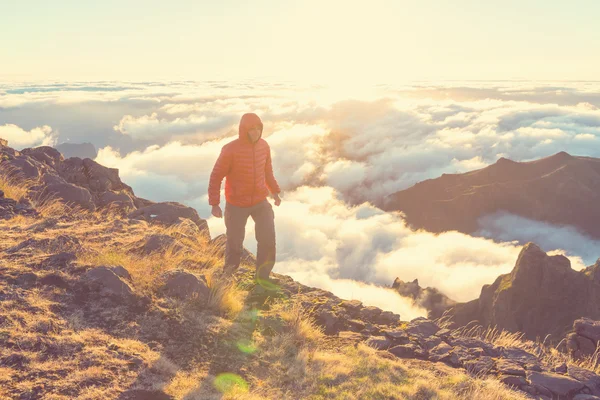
[208,112,282,288]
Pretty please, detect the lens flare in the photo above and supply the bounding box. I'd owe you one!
[213,373,249,394]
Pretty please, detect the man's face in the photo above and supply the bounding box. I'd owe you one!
[248,126,262,143]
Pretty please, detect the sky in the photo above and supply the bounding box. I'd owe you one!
[2,0,600,83]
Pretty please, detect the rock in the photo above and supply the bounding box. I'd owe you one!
[360,306,382,322]
[160,270,209,302]
[525,363,543,372]
[576,318,600,343]
[366,336,393,350]
[501,347,539,365]
[84,266,135,300]
[421,336,443,351]
[0,138,7,147]
[134,234,190,256]
[99,190,135,210]
[388,344,424,359]
[574,394,600,400]
[25,218,58,232]
[21,146,64,168]
[38,176,96,211]
[496,358,526,376]
[568,365,600,396]
[448,337,499,357]
[463,356,495,375]
[382,329,409,344]
[128,202,209,235]
[553,362,568,374]
[434,328,452,339]
[44,252,77,268]
[316,310,344,335]
[499,374,527,387]
[428,342,453,362]
[16,272,38,288]
[527,371,585,398]
[375,310,400,325]
[39,273,69,289]
[405,318,440,338]
[346,319,366,332]
[340,300,363,316]
[108,265,131,281]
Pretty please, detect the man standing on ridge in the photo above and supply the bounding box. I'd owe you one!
[208,113,282,289]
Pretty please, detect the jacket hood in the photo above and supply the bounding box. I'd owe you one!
[238,113,263,144]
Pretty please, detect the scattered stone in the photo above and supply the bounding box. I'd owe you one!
[428,342,453,362]
[501,347,539,365]
[405,318,440,338]
[576,318,600,343]
[499,374,527,387]
[84,266,135,300]
[527,371,585,398]
[160,270,209,302]
[568,365,600,396]
[388,344,424,359]
[463,356,495,375]
[128,202,209,235]
[375,310,400,325]
[365,336,392,350]
[496,358,526,376]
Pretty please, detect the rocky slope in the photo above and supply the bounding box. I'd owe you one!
[445,243,600,344]
[383,151,600,239]
[3,138,600,399]
[0,139,208,234]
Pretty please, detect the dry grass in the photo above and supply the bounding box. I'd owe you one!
[206,274,247,318]
[0,164,31,200]
[0,208,536,400]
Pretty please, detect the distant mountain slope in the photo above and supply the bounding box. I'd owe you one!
[383,152,600,238]
[445,243,600,342]
[56,142,98,159]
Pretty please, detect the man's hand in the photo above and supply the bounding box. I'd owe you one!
[211,205,223,218]
[273,193,281,206]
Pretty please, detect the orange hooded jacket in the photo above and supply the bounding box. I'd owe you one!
[208,113,281,207]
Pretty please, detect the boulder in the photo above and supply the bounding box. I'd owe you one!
[463,356,495,375]
[527,371,585,398]
[133,234,190,256]
[160,270,209,302]
[405,318,440,338]
[84,266,135,300]
[568,365,600,396]
[128,202,209,235]
[575,318,600,343]
[365,336,393,350]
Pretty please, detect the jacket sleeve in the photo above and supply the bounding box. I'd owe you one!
[265,145,281,195]
[208,146,232,206]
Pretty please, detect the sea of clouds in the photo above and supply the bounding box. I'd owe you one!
[2,80,600,318]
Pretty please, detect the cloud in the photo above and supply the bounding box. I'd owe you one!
[6,80,600,315]
[476,212,599,267]
[114,112,237,141]
[0,124,57,149]
[205,185,527,305]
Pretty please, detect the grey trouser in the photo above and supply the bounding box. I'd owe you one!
[224,198,276,280]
